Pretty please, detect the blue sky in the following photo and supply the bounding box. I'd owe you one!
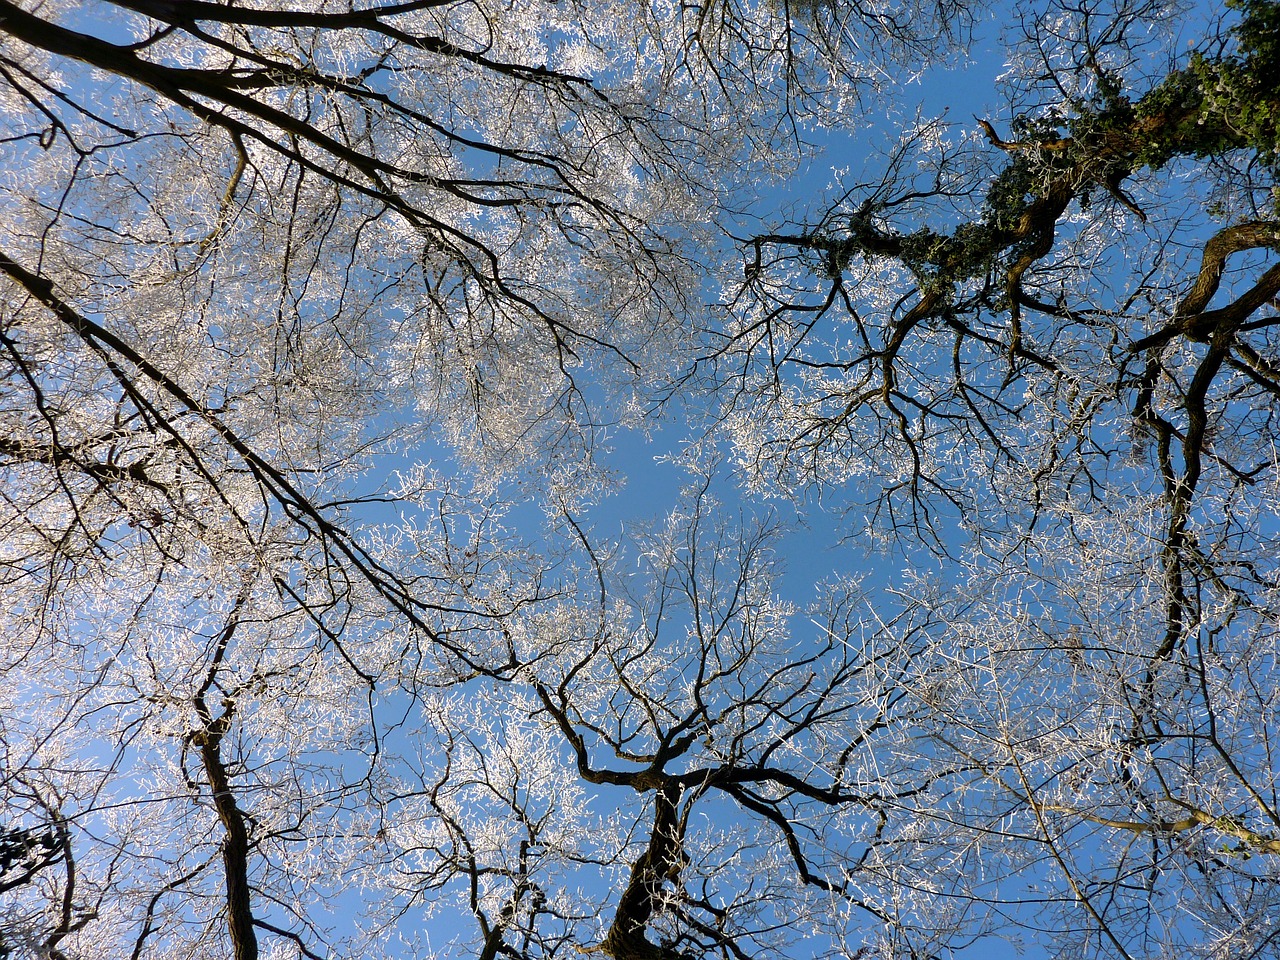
[4,1,1259,957]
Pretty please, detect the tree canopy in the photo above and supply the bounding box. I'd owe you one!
[1,1,1278,959]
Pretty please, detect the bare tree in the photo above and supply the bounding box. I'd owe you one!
[369,485,969,960]
[0,1,970,956]
[711,0,1280,954]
